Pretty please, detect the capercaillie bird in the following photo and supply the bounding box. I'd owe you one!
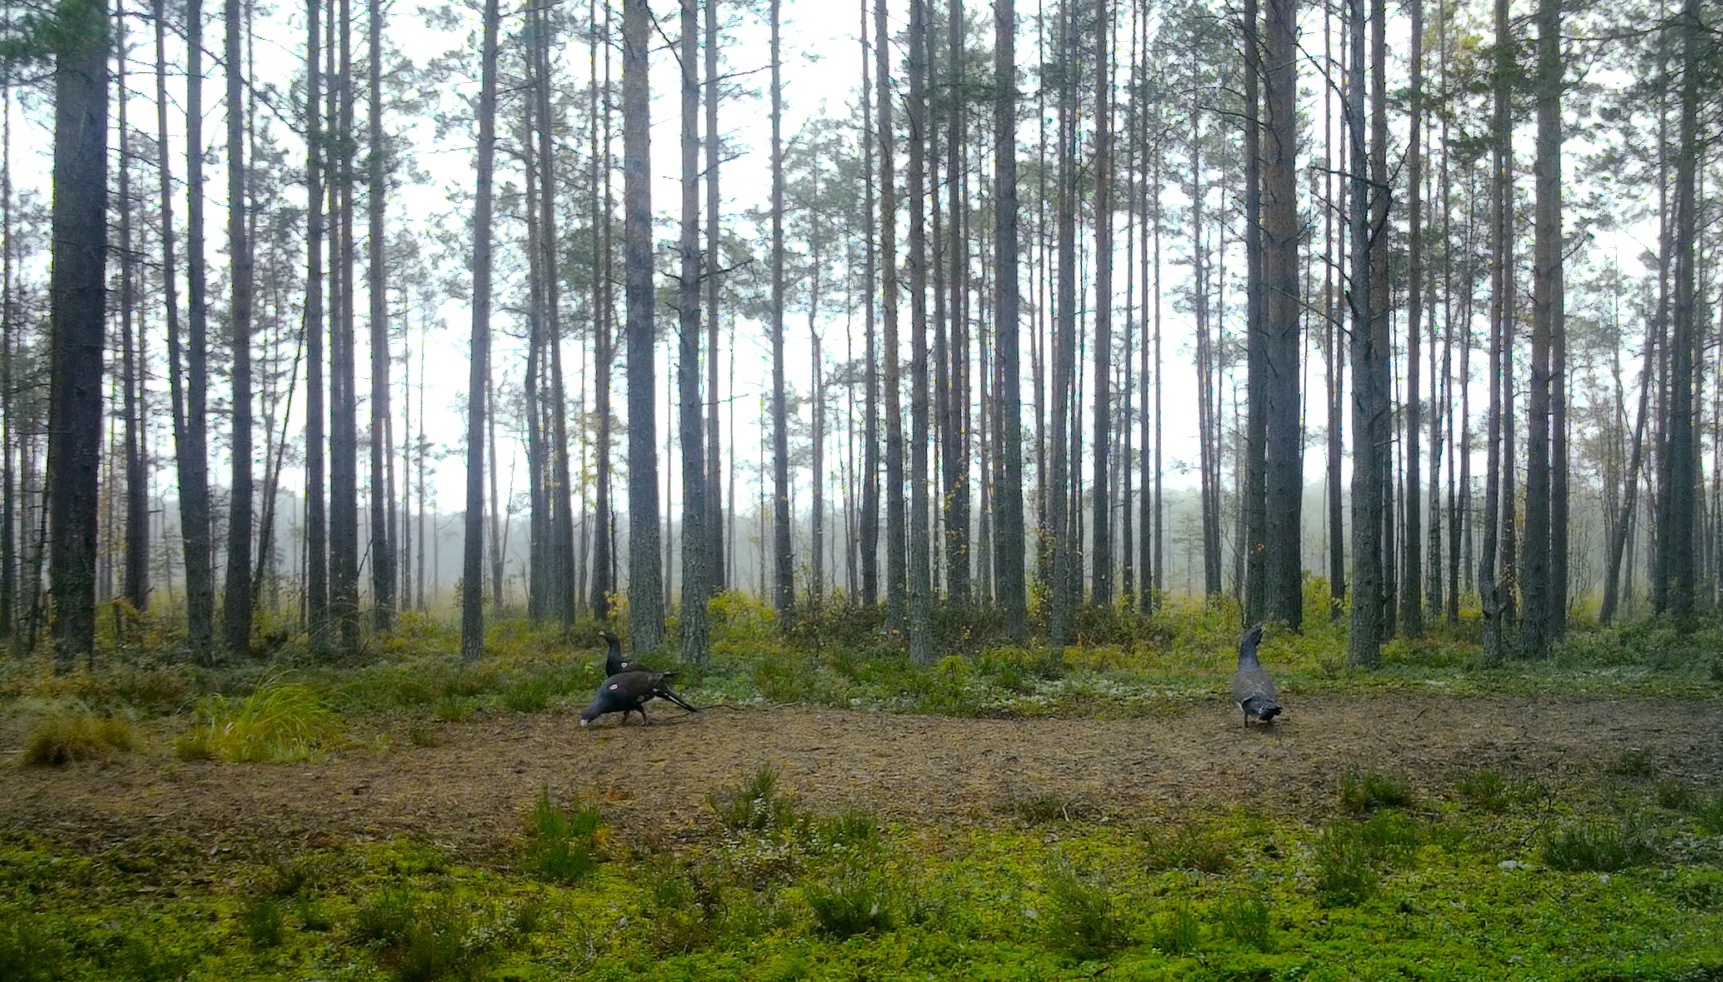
[1230,625,1282,726]
[579,670,699,727]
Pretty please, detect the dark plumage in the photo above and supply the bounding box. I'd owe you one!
[579,670,699,727]
[601,630,649,676]
[1230,625,1282,726]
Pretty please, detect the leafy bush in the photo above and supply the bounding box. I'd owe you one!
[178,681,342,762]
[1340,770,1415,813]
[521,789,603,884]
[21,712,135,766]
[1042,863,1130,960]
[709,763,799,832]
[1543,820,1657,871]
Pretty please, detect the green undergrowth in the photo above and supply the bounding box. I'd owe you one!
[4,764,1723,981]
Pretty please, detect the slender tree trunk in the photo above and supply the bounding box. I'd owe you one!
[533,4,575,626]
[705,0,724,593]
[303,0,328,645]
[877,0,906,627]
[1049,0,1077,638]
[907,0,934,663]
[994,0,1026,638]
[367,0,394,631]
[1401,0,1424,636]
[1089,0,1112,609]
[1345,0,1382,666]
[589,0,614,619]
[1659,0,1700,626]
[677,0,709,663]
[331,0,361,651]
[1263,0,1301,628]
[1523,0,1560,656]
[943,0,970,608]
[48,0,110,668]
[219,0,255,655]
[1241,0,1266,625]
[0,60,14,643]
[181,0,216,658]
[461,0,499,660]
[769,0,793,619]
[860,0,879,607]
[117,4,148,614]
[623,0,665,650]
[1480,0,1511,660]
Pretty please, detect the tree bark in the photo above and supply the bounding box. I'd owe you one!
[117,2,148,614]
[876,0,906,628]
[302,0,328,646]
[1345,0,1382,667]
[1090,0,1113,610]
[907,0,934,663]
[769,0,793,620]
[1523,0,1561,657]
[367,0,394,632]
[994,0,1027,639]
[221,0,255,655]
[623,0,664,651]
[1401,0,1424,637]
[678,0,709,665]
[48,0,109,668]
[181,0,216,659]
[1263,0,1301,629]
[460,0,499,660]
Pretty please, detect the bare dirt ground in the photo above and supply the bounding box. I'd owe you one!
[5,694,1721,857]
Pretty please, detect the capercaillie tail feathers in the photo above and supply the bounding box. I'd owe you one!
[1242,696,1281,720]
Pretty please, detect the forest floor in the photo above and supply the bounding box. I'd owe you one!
[6,692,1722,859]
[7,614,1723,981]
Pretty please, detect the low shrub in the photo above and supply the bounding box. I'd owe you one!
[1141,823,1232,874]
[1151,903,1201,955]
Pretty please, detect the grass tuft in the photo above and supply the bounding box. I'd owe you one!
[1151,903,1201,955]
[521,788,603,884]
[804,870,897,938]
[1000,790,1099,825]
[708,763,799,832]
[1339,769,1415,813]
[1214,893,1273,951]
[1609,747,1659,779]
[179,681,343,762]
[1543,819,1657,871]
[21,712,135,766]
[239,896,286,947]
[1453,768,1512,812]
[1043,863,1130,960]
[1314,822,1380,907]
[1141,823,1232,874]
